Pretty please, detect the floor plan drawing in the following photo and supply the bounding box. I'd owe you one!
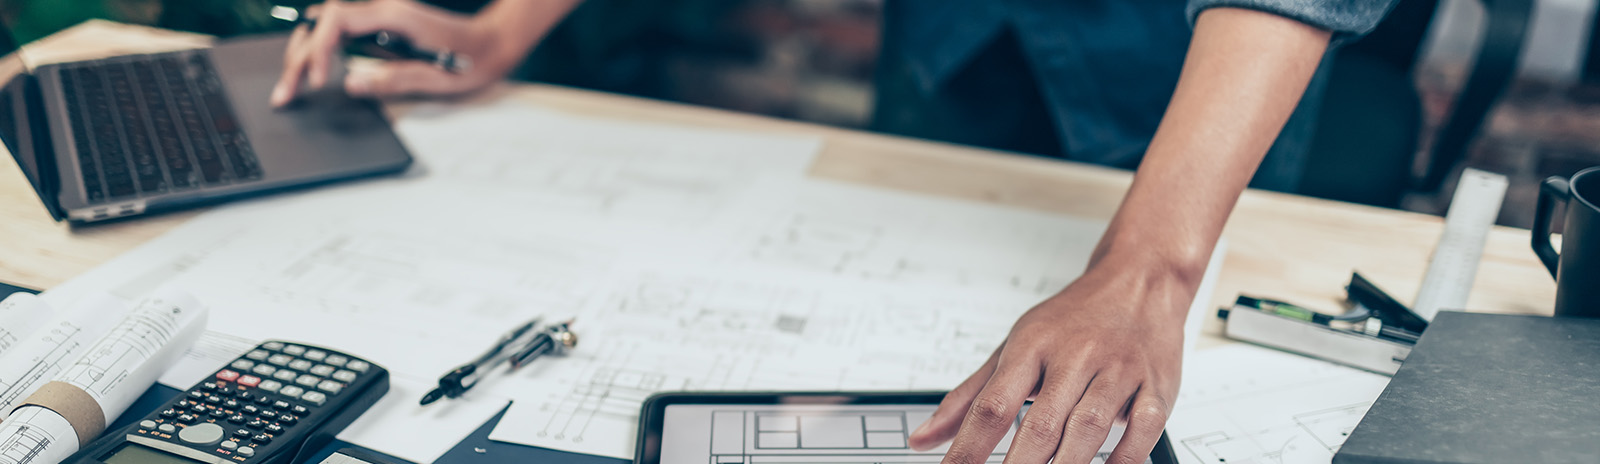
[1166,346,1389,464]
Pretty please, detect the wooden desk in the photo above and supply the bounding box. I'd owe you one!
[0,22,1560,349]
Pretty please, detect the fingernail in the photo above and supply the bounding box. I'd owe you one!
[911,420,930,437]
[346,73,371,95]
[270,83,288,106]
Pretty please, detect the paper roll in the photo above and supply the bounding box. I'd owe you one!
[0,287,208,464]
[0,294,126,421]
[0,293,55,359]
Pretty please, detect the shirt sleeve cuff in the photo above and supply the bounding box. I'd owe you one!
[1186,0,1399,38]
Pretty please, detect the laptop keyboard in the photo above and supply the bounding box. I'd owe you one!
[57,51,261,204]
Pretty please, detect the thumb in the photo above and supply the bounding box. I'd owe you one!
[345,61,464,97]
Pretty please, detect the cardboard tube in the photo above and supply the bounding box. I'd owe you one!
[16,381,105,447]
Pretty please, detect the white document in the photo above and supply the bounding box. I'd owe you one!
[0,294,127,420]
[1167,345,1391,464]
[40,101,824,463]
[155,331,260,389]
[335,375,511,464]
[56,288,208,425]
[0,294,54,358]
[0,288,207,464]
[0,406,78,464]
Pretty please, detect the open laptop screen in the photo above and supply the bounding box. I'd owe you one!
[0,14,59,218]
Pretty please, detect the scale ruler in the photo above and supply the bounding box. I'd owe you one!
[1412,168,1509,321]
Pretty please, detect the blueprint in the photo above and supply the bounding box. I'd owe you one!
[1166,345,1391,464]
[40,101,1223,462]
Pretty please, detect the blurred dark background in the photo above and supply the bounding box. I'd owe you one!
[6,0,1600,228]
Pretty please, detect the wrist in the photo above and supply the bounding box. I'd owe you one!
[1081,246,1207,320]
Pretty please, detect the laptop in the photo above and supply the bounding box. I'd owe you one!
[0,22,412,224]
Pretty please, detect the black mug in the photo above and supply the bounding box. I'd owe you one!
[1533,166,1600,318]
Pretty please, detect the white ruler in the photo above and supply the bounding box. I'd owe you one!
[1412,168,1509,321]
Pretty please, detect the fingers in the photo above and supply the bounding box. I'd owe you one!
[1104,391,1172,464]
[999,368,1094,464]
[346,61,467,97]
[939,361,1041,464]
[272,0,442,107]
[910,347,1001,451]
[1052,374,1139,464]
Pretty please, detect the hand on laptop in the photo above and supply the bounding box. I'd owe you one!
[271,0,567,106]
[907,260,1188,464]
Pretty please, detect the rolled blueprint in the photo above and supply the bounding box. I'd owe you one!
[0,288,208,464]
[0,294,126,421]
[0,293,55,358]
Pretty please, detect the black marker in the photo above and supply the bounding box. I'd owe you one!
[269,5,473,74]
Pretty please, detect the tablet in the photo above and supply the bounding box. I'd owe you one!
[636,392,1178,464]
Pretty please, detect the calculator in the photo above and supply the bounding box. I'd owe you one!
[68,341,390,464]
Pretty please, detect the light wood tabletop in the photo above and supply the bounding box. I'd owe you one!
[0,21,1560,348]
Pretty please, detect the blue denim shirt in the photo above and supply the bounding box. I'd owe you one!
[882,0,1398,192]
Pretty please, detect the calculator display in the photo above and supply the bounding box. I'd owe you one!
[101,443,207,464]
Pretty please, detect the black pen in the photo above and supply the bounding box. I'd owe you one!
[268,5,474,74]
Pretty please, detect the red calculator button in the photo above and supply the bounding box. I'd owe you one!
[216,370,241,382]
[237,375,261,387]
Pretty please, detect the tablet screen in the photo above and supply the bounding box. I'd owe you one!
[659,403,1143,464]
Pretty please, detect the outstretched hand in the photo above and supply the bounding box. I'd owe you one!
[909,262,1190,464]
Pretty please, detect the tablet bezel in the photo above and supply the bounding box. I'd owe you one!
[634,391,1179,464]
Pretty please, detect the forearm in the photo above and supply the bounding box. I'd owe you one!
[473,0,583,68]
[1090,7,1331,299]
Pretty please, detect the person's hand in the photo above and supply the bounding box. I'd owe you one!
[908,260,1190,464]
[271,0,524,106]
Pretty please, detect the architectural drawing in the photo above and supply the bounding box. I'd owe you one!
[1166,346,1390,464]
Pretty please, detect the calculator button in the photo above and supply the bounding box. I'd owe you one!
[237,375,261,388]
[267,354,293,366]
[259,410,279,421]
[258,380,282,393]
[230,359,255,370]
[242,405,260,415]
[246,419,266,429]
[221,440,239,450]
[272,400,292,410]
[332,370,357,382]
[315,380,343,394]
[310,365,335,376]
[255,395,273,405]
[324,355,348,367]
[252,433,272,445]
[209,409,227,419]
[228,414,246,424]
[180,423,225,445]
[217,386,235,396]
[204,395,222,404]
[223,399,240,409]
[139,420,157,430]
[262,342,285,351]
[278,415,299,426]
[217,370,241,382]
[236,390,253,399]
[273,370,297,381]
[283,345,306,356]
[265,423,284,434]
[278,386,304,399]
[160,409,178,419]
[159,424,177,434]
[178,414,199,424]
[295,374,319,387]
[346,360,370,372]
[238,447,255,458]
[289,359,313,371]
[301,391,327,406]
[252,365,277,376]
[233,428,250,438]
[291,405,309,415]
[187,390,205,399]
[201,382,218,391]
[246,350,271,361]
[304,350,327,361]
[190,404,208,414]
